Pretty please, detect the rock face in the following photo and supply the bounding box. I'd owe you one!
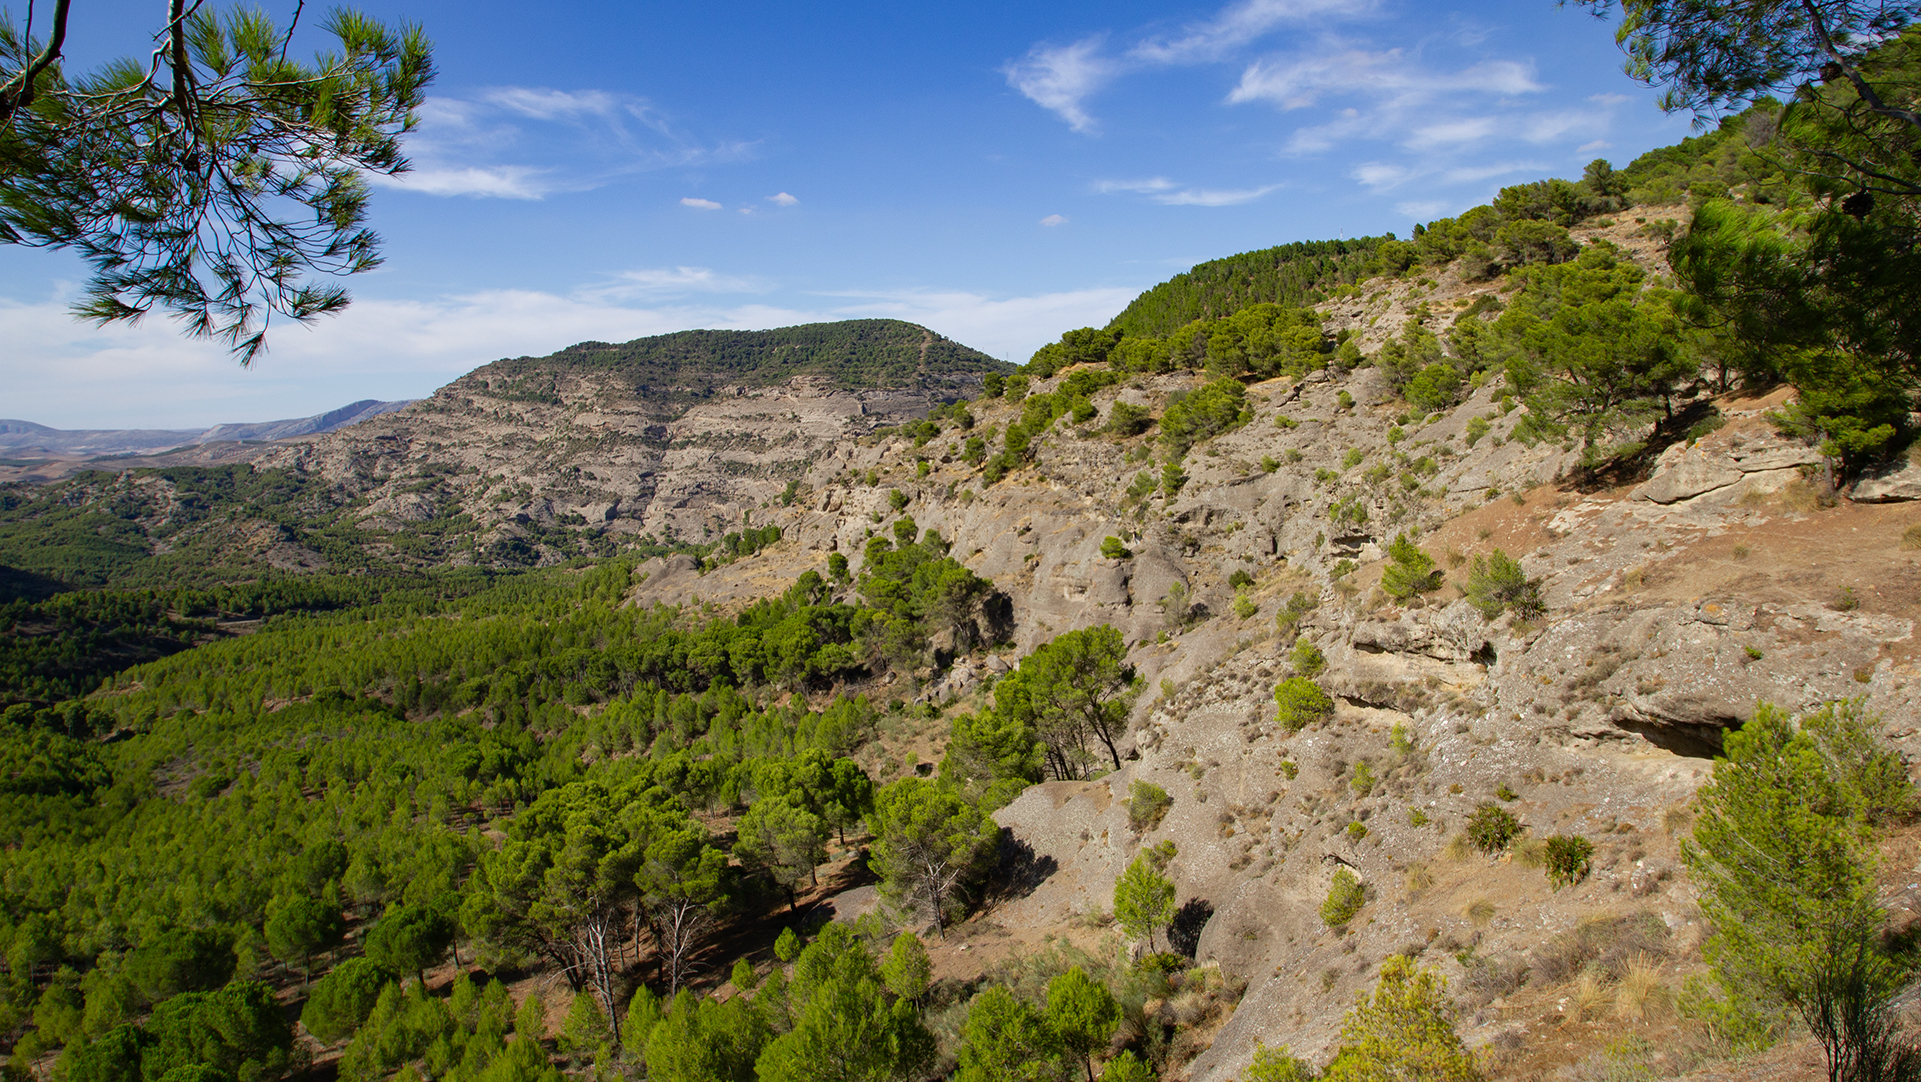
[1851,450,1921,502]
[232,324,1001,561]
[613,342,1921,1078]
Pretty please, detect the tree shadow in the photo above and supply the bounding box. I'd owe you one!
[984,831,1057,906]
[1169,898,1214,960]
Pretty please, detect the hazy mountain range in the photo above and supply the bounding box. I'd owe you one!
[0,398,415,457]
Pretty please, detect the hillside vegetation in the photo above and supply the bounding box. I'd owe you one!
[4,22,1921,1082]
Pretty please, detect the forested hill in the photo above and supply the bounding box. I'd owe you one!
[469,319,1011,406]
[1104,238,1390,338]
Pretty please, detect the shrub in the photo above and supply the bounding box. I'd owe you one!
[1330,496,1368,529]
[1126,780,1172,832]
[1350,761,1376,796]
[1290,636,1325,677]
[1543,835,1594,889]
[1161,378,1251,454]
[1404,363,1463,412]
[1343,448,1365,469]
[1464,550,1544,619]
[1380,533,1442,600]
[1160,461,1188,498]
[888,488,909,513]
[1337,390,1355,410]
[1243,1044,1315,1082]
[1273,678,1334,731]
[1228,569,1255,590]
[1322,956,1479,1081]
[1321,868,1366,927]
[1261,455,1281,472]
[1465,802,1523,854]
[1105,400,1155,437]
[1100,536,1132,560]
[1346,821,1369,843]
[1465,416,1490,447]
[1233,591,1258,619]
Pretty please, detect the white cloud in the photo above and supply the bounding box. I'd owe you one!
[1095,175,1278,206]
[1440,160,1545,184]
[1229,51,1542,111]
[1577,139,1613,154]
[1351,162,1411,189]
[1395,199,1451,219]
[483,87,631,120]
[1130,0,1372,64]
[370,165,553,200]
[815,286,1140,360]
[1002,37,1115,134]
[681,197,723,210]
[1404,117,1498,149]
[381,88,748,201]
[1039,214,1068,226]
[1095,177,1177,194]
[1156,184,1281,206]
[0,280,1144,428]
[769,192,799,206]
[589,267,765,298]
[1094,175,1277,206]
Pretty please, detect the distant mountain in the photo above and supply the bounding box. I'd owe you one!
[0,399,415,456]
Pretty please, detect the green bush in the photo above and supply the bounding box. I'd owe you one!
[1160,461,1189,498]
[1105,401,1155,437]
[1273,677,1334,732]
[1321,867,1366,927]
[1100,536,1132,560]
[1465,416,1491,447]
[1464,549,1545,619]
[1465,802,1523,854]
[1380,533,1442,600]
[1404,363,1463,412]
[1160,379,1250,454]
[1228,569,1255,590]
[1543,835,1594,889]
[1290,635,1325,677]
[1126,779,1172,832]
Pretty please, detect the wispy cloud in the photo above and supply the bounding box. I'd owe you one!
[1395,199,1451,218]
[681,197,722,210]
[1096,175,1279,206]
[587,267,766,299]
[0,280,1144,428]
[372,165,553,200]
[1002,37,1115,133]
[1131,0,1374,64]
[380,87,750,200]
[1039,214,1068,226]
[1228,52,1542,111]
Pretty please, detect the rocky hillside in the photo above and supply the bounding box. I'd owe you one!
[0,320,1006,584]
[249,318,1004,559]
[603,219,1921,1080]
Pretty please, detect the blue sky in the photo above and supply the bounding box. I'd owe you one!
[0,0,1699,429]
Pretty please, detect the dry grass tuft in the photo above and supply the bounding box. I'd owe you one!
[1444,833,1474,862]
[1662,804,1693,836]
[1612,953,1670,1022]
[1465,898,1495,927]
[1402,862,1434,899]
[1569,971,1611,1022]
[1778,479,1827,512]
[1904,522,1921,550]
[1512,836,1547,868]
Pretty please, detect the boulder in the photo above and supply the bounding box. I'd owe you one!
[1850,454,1921,502]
